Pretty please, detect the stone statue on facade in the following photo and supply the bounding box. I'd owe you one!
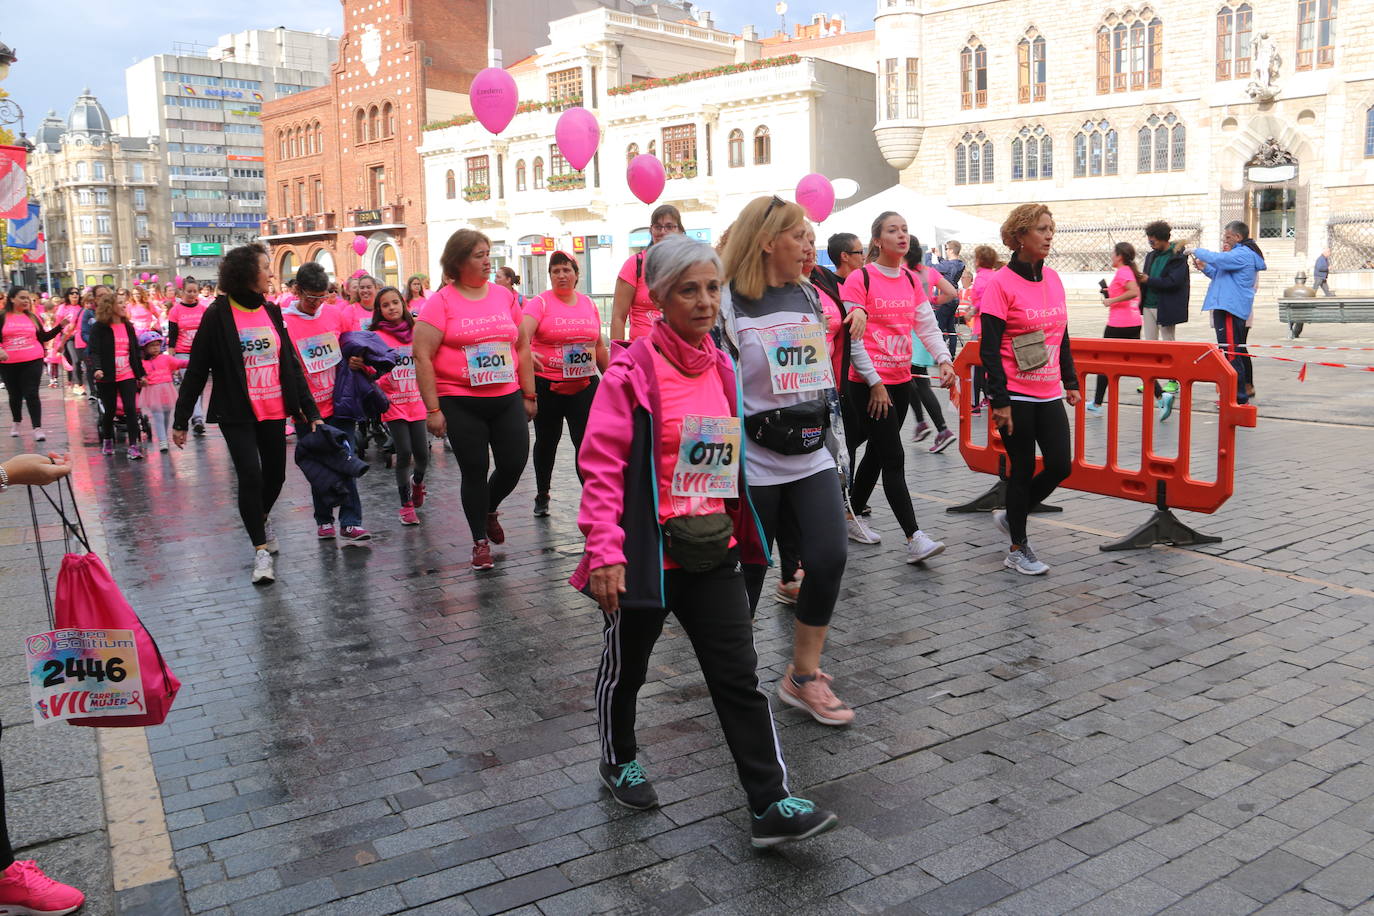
[1250,137,1297,168]
[1247,31,1281,101]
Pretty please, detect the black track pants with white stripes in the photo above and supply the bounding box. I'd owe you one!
[594,551,790,814]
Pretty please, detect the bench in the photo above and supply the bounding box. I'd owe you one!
[1278,297,1374,324]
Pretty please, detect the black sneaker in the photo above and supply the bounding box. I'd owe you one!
[598,760,658,810]
[193,419,206,437]
[533,493,550,517]
[750,797,838,848]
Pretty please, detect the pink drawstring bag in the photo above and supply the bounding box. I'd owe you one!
[54,553,181,728]
[28,478,180,728]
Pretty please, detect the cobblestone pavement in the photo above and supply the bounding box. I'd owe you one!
[3,344,1373,915]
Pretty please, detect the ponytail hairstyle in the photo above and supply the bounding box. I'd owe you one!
[1114,242,1144,284]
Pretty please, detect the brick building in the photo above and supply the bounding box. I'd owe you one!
[261,0,625,289]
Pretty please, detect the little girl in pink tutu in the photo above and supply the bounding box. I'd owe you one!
[137,332,189,452]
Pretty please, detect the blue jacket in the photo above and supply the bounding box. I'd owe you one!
[332,331,396,421]
[1195,244,1266,320]
[294,425,368,508]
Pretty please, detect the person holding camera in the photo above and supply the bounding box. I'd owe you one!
[1086,243,1144,415]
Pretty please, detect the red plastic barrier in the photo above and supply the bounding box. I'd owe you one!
[952,338,1257,546]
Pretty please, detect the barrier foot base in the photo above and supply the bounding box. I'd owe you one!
[1099,508,1222,552]
[947,480,1063,515]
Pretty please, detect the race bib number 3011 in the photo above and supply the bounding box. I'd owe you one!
[296,331,341,374]
[464,342,515,386]
[672,415,741,498]
[26,628,145,725]
[757,323,832,394]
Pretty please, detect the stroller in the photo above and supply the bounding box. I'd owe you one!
[89,382,152,445]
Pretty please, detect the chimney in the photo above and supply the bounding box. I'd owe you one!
[742,24,757,41]
[699,10,713,29]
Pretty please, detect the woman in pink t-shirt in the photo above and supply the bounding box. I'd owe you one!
[372,286,431,526]
[404,274,429,317]
[1088,242,1145,413]
[415,229,536,570]
[87,288,146,459]
[979,204,1082,576]
[1,288,69,440]
[611,204,685,340]
[520,251,609,518]
[840,211,955,565]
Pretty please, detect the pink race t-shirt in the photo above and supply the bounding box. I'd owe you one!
[650,347,733,535]
[168,302,206,354]
[980,266,1070,400]
[375,327,426,423]
[283,305,345,418]
[128,303,160,333]
[617,253,658,339]
[1,313,46,362]
[817,284,844,390]
[523,291,601,382]
[416,283,523,398]
[230,303,287,421]
[341,303,374,333]
[842,266,927,386]
[143,352,189,386]
[1106,265,1143,329]
[112,325,135,382]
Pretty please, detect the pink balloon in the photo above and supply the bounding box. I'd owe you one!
[140,272,150,282]
[627,155,666,206]
[555,107,600,172]
[352,235,368,256]
[796,173,836,223]
[151,274,159,283]
[174,276,184,289]
[470,68,518,135]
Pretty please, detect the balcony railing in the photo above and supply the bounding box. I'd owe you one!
[463,185,491,202]
[547,173,586,191]
[350,204,405,227]
[665,160,699,180]
[260,213,336,236]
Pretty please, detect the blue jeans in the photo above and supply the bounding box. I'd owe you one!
[311,416,363,528]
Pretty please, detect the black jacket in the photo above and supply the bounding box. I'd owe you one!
[1140,242,1190,327]
[294,425,368,508]
[173,296,320,430]
[87,320,145,383]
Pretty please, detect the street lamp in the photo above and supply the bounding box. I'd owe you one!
[0,41,16,82]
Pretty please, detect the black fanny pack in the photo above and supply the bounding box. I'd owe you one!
[744,399,829,456]
[662,513,734,573]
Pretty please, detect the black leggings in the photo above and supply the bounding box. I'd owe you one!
[846,378,919,537]
[0,716,12,870]
[0,358,44,427]
[220,420,287,548]
[744,469,847,627]
[64,340,84,386]
[533,375,597,494]
[1092,325,1143,405]
[908,368,947,431]
[97,379,139,444]
[1004,399,1072,547]
[595,552,789,814]
[1212,310,1251,403]
[440,392,529,541]
[387,418,429,504]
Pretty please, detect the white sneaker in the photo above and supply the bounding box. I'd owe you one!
[906,530,945,564]
[33,428,45,442]
[846,515,881,544]
[8,424,18,437]
[992,510,1010,539]
[1005,545,1049,576]
[262,518,279,555]
[251,548,275,584]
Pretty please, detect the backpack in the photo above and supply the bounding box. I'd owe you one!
[859,265,931,303]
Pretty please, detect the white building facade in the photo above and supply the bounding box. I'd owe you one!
[871,0,1374,298]
[420,7,894,297]
[124,29,338,277]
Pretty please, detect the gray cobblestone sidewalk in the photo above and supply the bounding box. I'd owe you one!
[4,359,1373,914]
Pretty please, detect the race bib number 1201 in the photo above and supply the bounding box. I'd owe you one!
[464,342,516,386]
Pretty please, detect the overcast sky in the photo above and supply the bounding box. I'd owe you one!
[3,1,873,138]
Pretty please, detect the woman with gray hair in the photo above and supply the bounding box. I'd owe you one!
[571,234,838,847]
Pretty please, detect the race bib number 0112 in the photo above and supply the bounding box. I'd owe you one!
[672,415,740,498]
[25,628,145,725]
[757,323,832,394]
[464,342,516,386]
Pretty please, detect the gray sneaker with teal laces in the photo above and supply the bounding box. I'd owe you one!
[750,797,839,848]
[599,760,658,810]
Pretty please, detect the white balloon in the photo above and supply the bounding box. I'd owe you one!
[832,178,860,200]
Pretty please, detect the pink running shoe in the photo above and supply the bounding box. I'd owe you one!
[485,511,505,545]
[399,504,420,526]
[778,667,855,726]
[0,859,85,916]
[127,444,144,460]
[410,478,426,508]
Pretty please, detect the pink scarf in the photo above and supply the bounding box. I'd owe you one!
[649,317,715,376]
